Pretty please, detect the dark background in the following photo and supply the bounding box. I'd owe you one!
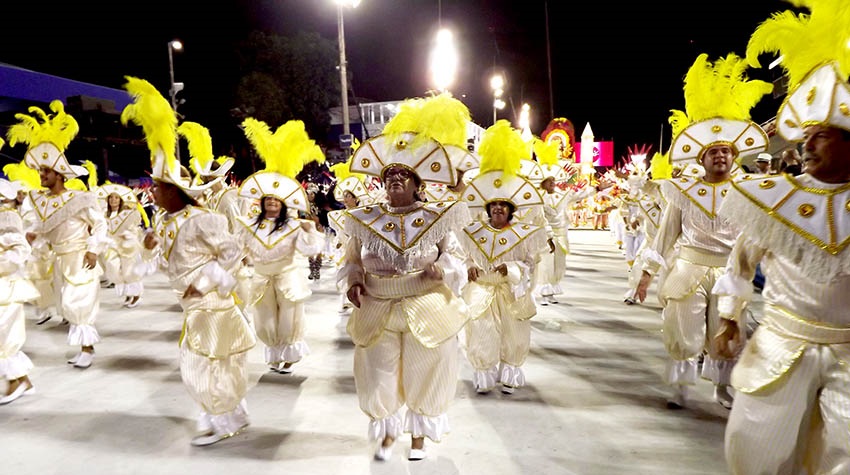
[0,0,791,175]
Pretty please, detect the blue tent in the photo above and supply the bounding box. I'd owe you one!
[0,63,130,113]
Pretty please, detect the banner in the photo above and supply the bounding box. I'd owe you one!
[575,141,614,166]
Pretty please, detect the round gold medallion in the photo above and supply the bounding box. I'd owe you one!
[361,158,371,168]
[412,217,425,227]
[682,144,691,153]
[430,162,441,172]
[273,181,280,188]
[259,223,266,230]
[845,200,850,212]
[293,199,299,205]
[363,206,373,213]
[711,125,722,133]
[42,152,49,159]
[721,189,728,197]
[798,203,815,217]
[841,103,850,117]
[167,231,175,239]
[159,230,165,237]
[498,237,508,245]
[523,192,532,199]
[251,188,258,194]
[436,202,445,207]
[759,180,775,189]
[806,87,816,105]
[745,137,754,146]
[493,179,503,188]
[395,140,407,150]
[522,224,530,230]
[697,189,707,196]
[467,194,475,201]
[784,119,798,129]
[52,202,59,208]
[478,236,487,243]
[383,222,396,231]
[680,178,689,183]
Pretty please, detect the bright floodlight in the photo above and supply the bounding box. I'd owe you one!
[170,40,183,51]
[490,74,504,91]
[493,99,506,110]
[334,0,361,7]
[430,28,458,92]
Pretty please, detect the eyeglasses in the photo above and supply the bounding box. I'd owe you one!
[384,168,414,181]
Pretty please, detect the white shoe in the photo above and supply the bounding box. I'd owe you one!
[74,351,94,369]
[408,448,427,461]
[374,443,393,461]
[125,296,141,308]
[475,385,492,395]
[67,352,81,364]
[714,384,734,410]
[36,311,53,325]
[0,383,33,405]
[500,384,515,395]
[191,423,248,447]
[546,295,559,304]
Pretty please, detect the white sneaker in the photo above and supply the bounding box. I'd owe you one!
[67,352,81,364]
[500,384,515,395]
[408,448,427,461]
[74,351,94,369]
[36,311,53,325]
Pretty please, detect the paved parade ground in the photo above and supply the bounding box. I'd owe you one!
[3,229,735,475]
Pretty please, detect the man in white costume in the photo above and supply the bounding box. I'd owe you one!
[636,53,773,409]
[9,100,108,369]
[123,77,256,447]
[342,93,471,462]
[714,3,850,472]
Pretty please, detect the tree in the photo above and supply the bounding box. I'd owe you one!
[234,31,340,138]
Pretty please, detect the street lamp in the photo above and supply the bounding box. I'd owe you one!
[335,0,360,153]
[168,39,183,160]
[490,73,505,125]
[429,28,457,92]
[167,40,183,112]
[518,103,532,142]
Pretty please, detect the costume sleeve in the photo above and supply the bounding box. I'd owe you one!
[712,235,766,323]
[642,204,681,276]
[435,231,468,296]
[190,213,241,296]
[339,235,364,291]
[294,220,326,256]
[0,233,31,275]
[83,203,109,255]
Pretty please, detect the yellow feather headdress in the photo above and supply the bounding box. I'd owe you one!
[667,53,772,165]
[178,122,215,177]
[120,76,178,169]
[533,138,561,167]
[746,0,850,140]
[382,92,471,150]
[649,152,673,180]
[328,157,364,182]
[2,160,42,190]
[478,120,525,178]
[241,118,325,179]
[82,160,98,190]
[6,100,83,178]
[7,100,79,152]
[465,120,542,210]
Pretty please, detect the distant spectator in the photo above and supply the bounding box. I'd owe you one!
[779,148,802,176]
[754,153,772,174]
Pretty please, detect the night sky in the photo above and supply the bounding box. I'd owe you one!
[1,0,792,163]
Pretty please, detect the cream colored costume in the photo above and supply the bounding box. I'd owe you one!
[204,186,248,233]
[341,199,470,442]
[102,208,145,299]
[122,76,256,443]
[236,216,324,368]
[643,52,772,391]
[148,206,255,435]
[536,186,593,299]
[715,173,850,473]
[0,206,39,381]
[460,219,545,391]
[22,189,107,347]
[643,176,740,385]
[716,3,850,469]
